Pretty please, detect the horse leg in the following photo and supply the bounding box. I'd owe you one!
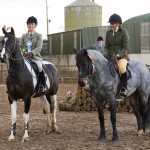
[22,98,31,143]
[96,102,106,141]
[39,95,52,133]
[109,99,118,141]
[8,98,17,141]
[128,93,144,136]
[138,94,149,134]
[50,95,58,132]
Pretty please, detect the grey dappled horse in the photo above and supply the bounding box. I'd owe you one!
[74,49,150,141]
[0,27,59,142]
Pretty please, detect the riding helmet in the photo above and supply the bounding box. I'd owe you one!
[108,13,122,24]
[97,36,103,41]
[26,16,38,24]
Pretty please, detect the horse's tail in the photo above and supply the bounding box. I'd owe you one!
[145,94,150,128]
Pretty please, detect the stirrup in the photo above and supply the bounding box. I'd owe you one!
[120,87,128,97]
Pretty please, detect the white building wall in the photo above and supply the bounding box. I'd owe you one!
[129,54,150,65]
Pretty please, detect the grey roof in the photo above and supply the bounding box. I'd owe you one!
[123,13,150,24]
[66,0,100,7]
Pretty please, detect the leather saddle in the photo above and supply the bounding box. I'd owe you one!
[30,61,39,75]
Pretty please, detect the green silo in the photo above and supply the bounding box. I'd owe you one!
[65,0,102,31]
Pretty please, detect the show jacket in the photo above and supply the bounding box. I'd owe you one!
[19,31,43,60]
[104,28,129,60]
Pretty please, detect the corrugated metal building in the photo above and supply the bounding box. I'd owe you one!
[123,13,150,54]
[48,26,109,55]
[47,13,150,55]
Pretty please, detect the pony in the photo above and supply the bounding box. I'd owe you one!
[0,27,59,142]
[74,48,150,142]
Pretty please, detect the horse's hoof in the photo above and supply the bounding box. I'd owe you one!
[21,137,29,143]
[98,136,106,141]
[112,136,118,142]
[44,130,51,134]
[7,137,15,142]
[137,130,144,136]
[7,135,15,142]
[52,127,58,132]
[98,132,106,141]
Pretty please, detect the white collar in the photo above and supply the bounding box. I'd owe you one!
[28,32,34,34]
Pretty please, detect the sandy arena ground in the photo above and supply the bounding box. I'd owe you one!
[0,83,150,150]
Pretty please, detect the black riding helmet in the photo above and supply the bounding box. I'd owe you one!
[26,16,38,24]
[108,13,122,24]
[97,36,103,41]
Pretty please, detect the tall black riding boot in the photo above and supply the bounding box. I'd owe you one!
[38,70,46,93]
[120,72,128,97]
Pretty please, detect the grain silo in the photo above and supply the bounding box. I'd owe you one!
[64,0,102,31]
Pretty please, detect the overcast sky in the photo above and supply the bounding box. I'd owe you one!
[0,0,149,39]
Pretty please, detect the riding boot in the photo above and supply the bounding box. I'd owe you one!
[120,72,128,97]
[38,70,46,93]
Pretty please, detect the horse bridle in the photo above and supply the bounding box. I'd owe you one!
[78,55,95,79]
[2,35,24,61]
[78,55,96,94]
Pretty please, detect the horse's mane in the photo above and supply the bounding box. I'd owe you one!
[85,49,107,64]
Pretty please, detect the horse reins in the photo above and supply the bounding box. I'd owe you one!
[2,35,26,71]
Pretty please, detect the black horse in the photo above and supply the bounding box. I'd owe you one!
[74,49,150,142]
[1,27,59,142]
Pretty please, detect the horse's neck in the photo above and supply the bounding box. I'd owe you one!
[94,60,111,81]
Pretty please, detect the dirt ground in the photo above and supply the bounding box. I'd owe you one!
[0,83,150,150]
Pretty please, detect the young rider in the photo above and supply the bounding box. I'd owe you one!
[104,13,129,97]
[19,16,46,95]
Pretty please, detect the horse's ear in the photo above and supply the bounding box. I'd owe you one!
[11,27,15,36]
[2,27,7,35]
[83,49,88,56]
[84,49,93,61]
[73,48,78,54]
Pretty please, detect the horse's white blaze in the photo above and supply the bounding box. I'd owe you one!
[24,60,37,88]
[1,37,8,58]
[11,101,17,124]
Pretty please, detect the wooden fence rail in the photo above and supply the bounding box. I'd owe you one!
[1,63,150,84]
[0,63,78,84]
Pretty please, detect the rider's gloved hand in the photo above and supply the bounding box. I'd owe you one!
[28,52,33,58]
[116,54,121,59]
[23,52,33,58]
[23,52,28,57]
